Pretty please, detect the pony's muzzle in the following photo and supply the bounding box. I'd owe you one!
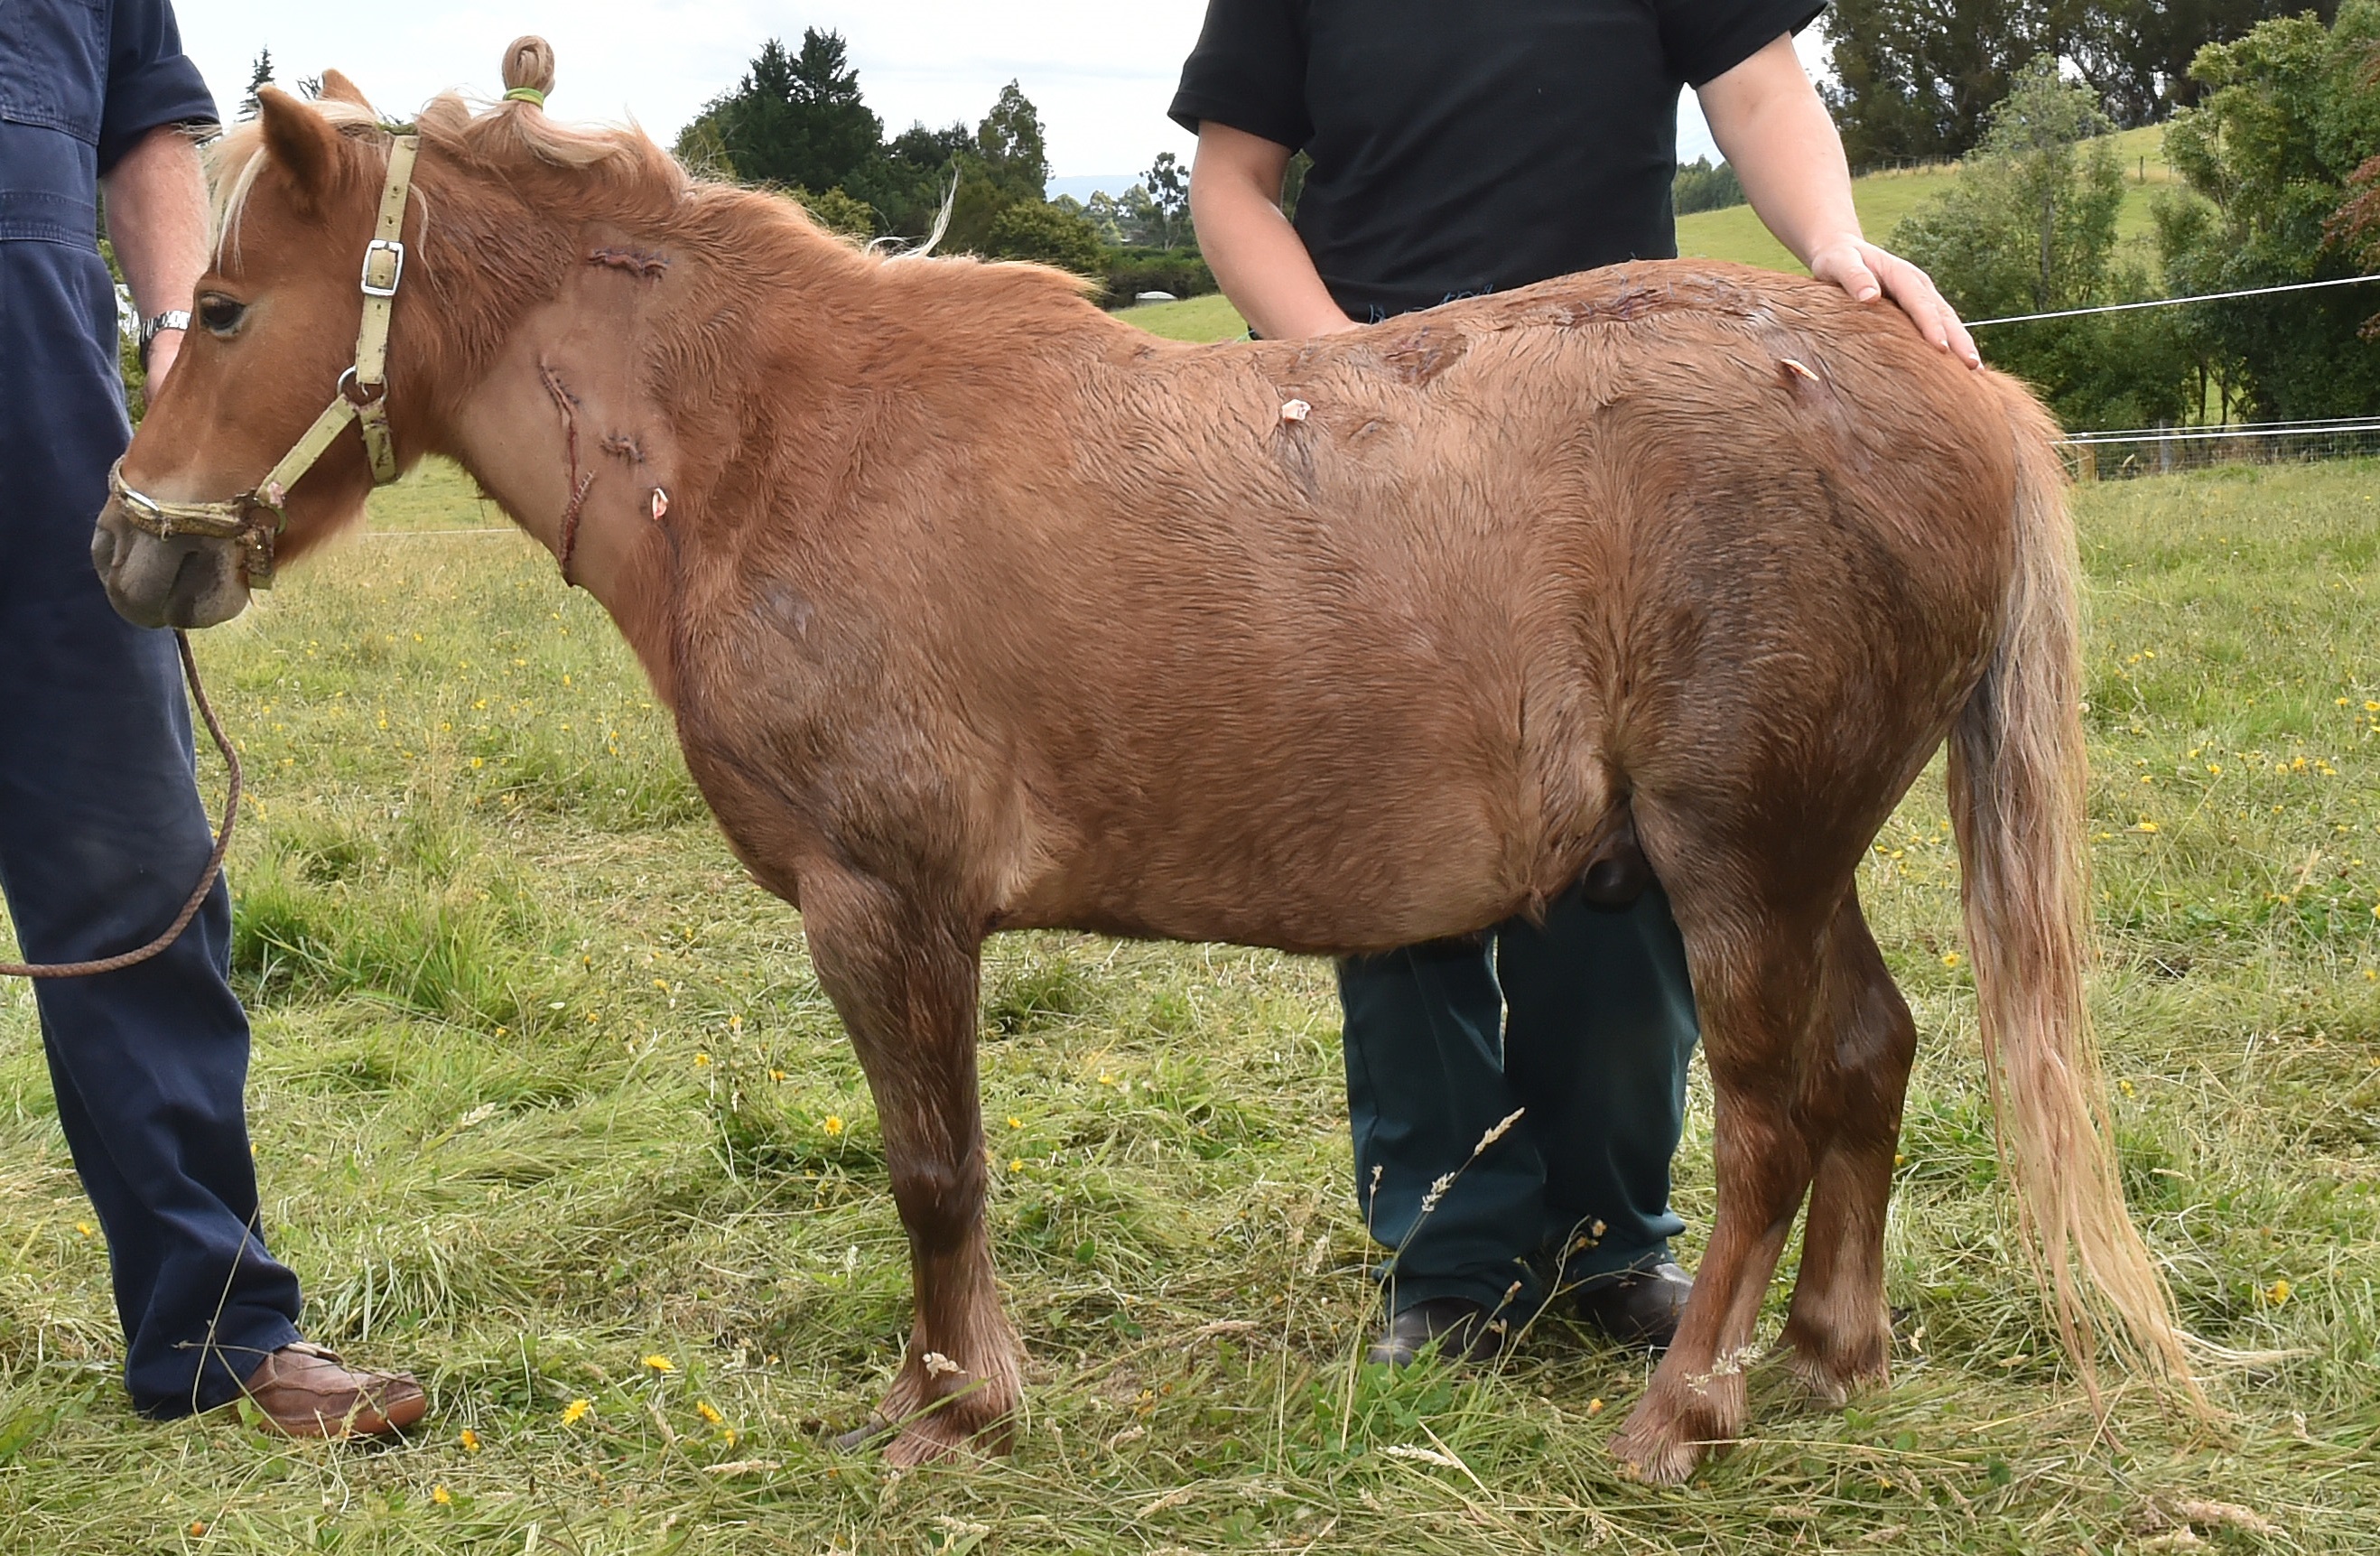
[91,503,252,629]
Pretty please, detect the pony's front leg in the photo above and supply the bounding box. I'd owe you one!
[800,864,1019,1465]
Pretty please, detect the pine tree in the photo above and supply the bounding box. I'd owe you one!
[240,49,274,121]
[690,31,883,193]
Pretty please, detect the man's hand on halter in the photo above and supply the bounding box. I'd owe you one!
[1699,34,1983,369]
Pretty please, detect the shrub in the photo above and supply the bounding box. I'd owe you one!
[1098,247,1216,310]
[984,200,1106,277]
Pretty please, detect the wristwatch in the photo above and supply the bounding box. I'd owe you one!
[137,309,191,370]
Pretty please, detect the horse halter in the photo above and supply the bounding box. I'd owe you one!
[108,135,420,588]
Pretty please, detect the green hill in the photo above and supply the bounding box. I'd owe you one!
[1676,123,2180,275]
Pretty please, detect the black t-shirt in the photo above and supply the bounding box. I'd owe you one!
[1169,0,1823,321]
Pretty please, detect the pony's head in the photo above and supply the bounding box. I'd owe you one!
[94,37,667,627]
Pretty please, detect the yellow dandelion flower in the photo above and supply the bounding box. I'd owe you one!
[2366,702,2379,713]
[729,1013,743,1030]
[562,1398,591,1425]
[460,1428,481,1452]
[2266,1279,2292,1306]
[642,1355,674,1373]
[1941,951,1961,968]
[74,1221,93,1238]
[189,1522,207,1538]
[1586,1398,1605,1415]
[654,979,672,992]
[695,1401,724,1426]
[768,1067,786,1082]
[693,1051,711,1067]
[2206,763,2221,776]
[723,1426,739,1447]
[2135,820,2159,834]
[823,1114,845,1136]
[1009,1159,1024,1172]
[2118,1078,2135,1096]
[432,1485,452,1506]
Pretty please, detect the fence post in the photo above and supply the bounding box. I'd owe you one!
[2076,443,2097,482]
[2157,422,2174,474]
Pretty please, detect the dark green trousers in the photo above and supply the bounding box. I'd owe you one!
[1337,883,1698,1313]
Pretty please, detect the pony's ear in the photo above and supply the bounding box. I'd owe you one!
[257,87,341,210]
[316,70,374,111]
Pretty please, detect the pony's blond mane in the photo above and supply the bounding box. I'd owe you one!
[209,85,682,267]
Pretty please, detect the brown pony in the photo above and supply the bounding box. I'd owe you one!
[95,45,2201,1478]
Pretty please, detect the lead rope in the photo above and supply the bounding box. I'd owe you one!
[0,631,239,979]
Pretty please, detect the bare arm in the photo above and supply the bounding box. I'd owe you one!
[1188,122,1358,340]
[101,125,211,388]
[1698,36,1978,368]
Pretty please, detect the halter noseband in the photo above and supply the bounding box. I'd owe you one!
[109,134,420,589]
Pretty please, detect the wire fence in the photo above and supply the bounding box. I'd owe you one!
[2059,415,2380,480]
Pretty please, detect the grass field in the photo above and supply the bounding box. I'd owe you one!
[1,384,2375,1543]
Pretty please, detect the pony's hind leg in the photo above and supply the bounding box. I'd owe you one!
[1778,895,1916,1406]
[799,865,1020,1466]
[1606,890,1832,1484]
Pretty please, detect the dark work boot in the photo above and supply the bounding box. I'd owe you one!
[1572,1263,1694,1348]
[1364,1297,1509,1367]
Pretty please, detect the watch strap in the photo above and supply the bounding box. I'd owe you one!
[138,309,191,368]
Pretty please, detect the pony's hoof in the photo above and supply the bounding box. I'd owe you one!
[1778,1323,1889,1410]
[1608,1403,1713,1485]
[881,1412,1004,1467]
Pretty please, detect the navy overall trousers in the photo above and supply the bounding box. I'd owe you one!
[1336,299,1701,1318]
[1,0,302,1416]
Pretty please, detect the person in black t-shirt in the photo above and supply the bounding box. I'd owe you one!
[1170,1,1975,1366]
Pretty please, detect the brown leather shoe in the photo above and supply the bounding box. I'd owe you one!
[239,1341,426,1439]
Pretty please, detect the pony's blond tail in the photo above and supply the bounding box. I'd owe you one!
[1948,386,2205,1413]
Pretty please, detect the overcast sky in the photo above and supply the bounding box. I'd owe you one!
[175,3,1827,186]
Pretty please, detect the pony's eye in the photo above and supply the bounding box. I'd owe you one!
[196,293,246,334]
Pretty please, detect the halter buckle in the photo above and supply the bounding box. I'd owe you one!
[360,238,405,297]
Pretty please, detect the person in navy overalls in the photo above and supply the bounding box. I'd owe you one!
[0,0,423,1434]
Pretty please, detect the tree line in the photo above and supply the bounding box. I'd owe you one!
[1826,1,2343,166]
[1892,4,2380,427]
[672,32,1209,307]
